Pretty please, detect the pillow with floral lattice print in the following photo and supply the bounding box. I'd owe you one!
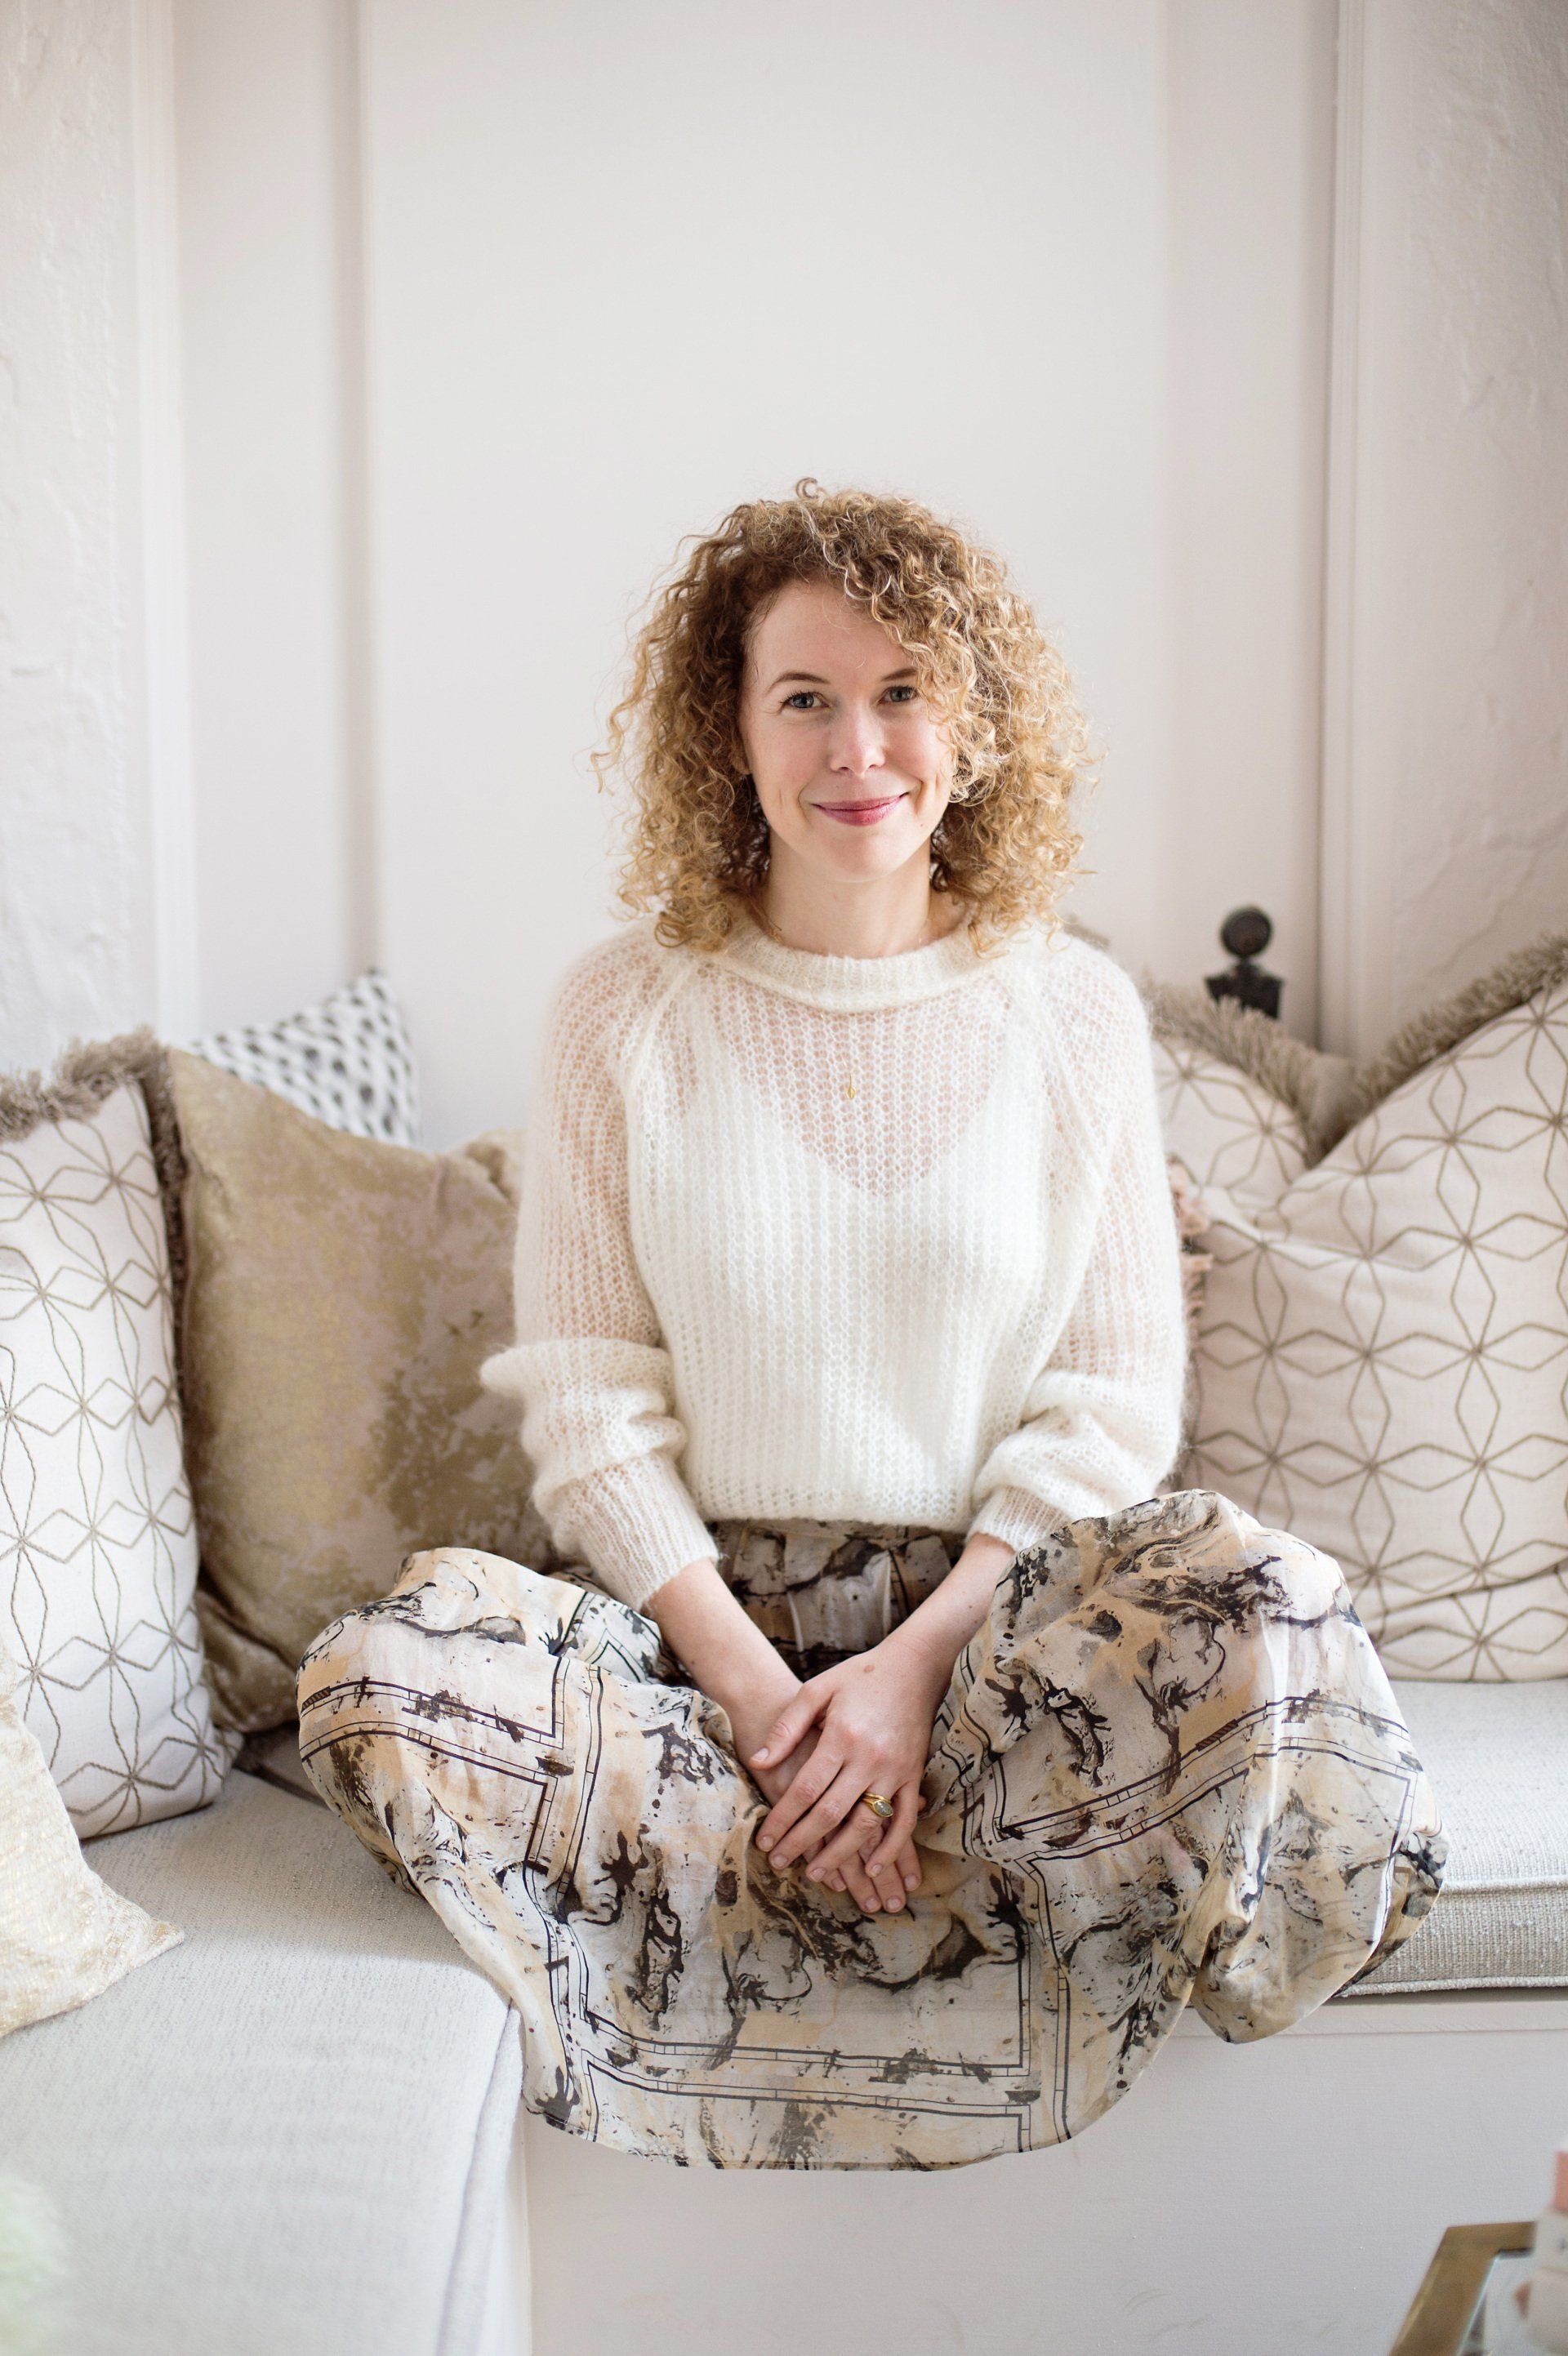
[1145,933,1568,1681]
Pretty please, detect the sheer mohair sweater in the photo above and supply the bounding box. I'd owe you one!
[479,902,1189,1614]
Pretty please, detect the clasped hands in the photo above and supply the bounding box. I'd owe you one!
[747,1626,954,1915]
[648,1534,1013,1920]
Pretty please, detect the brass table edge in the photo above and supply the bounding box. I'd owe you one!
[1388,2220,1536,2356]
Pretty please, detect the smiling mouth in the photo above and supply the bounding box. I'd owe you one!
[815,794,906,824]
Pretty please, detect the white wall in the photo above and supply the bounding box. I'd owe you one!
[1323,0,1568,1052]
[361,0,1336,1142]
[0,0,159,1071]
[5,2,1566,1107]
[172,0,374,1034]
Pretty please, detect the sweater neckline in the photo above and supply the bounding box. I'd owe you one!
[711,897,991,1011]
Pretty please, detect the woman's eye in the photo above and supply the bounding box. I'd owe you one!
[885,684,919,704]
[782,691,820,710]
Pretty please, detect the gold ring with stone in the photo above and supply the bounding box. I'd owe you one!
[860,1793,895,1821]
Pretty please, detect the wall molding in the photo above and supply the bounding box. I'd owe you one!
[335,0,381,978]
[1316,0,1367,1059]
[129,0,200,1040]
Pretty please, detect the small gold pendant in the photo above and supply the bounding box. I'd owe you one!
[844,1083,857,1098]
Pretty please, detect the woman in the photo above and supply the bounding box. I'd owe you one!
[297,480,1444,2171]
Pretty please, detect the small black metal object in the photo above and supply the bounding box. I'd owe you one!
[1205,906,1282,1020]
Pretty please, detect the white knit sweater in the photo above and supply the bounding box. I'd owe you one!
[480,902,1188,1614]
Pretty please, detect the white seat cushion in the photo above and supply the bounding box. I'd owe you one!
[0,1768,520,2356]
[1351,1678,1568,1993]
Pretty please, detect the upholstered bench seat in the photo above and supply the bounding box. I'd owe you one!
[1351,1678,1568,1996]
[0,1770,522,2356]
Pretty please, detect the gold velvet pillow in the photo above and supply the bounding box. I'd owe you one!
[169,1049,552,1731]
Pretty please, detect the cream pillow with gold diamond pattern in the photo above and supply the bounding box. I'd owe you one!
[1152,935,1568,1680]
[1,1045,236,1833]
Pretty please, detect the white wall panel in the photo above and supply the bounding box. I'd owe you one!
[171,0,368,1033]
[361,0,1336,1142]
[0,0,158,1071]
[1166,0,1336,1038]
[1321,0,1568,1055]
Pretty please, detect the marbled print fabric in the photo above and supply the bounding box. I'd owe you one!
[296,1489,1446,2170]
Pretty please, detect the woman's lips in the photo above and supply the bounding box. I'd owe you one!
[814,794,906,827]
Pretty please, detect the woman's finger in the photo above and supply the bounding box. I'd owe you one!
[865,1784,923,1879]
[767,1763,875,1869]
[755,1744,844,1855]
[839,1849,881,1912]
[866,1845,907,1913]
[750,1686,825,1770]
[800,1784,902,1882]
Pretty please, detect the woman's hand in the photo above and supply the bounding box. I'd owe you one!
[647,1535,1016,1919]
[644,1556,899,1915]
[750,1531,1016,1911]
[750,1623,955,1904]
[730,1703,906,1913]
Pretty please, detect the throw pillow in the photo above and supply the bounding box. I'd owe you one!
[169,1050,553,1731]
[0,1044,236,1836]
[1147,980,1360,1183]
[1156,932,1568,1681]
[191,968,421,1147]
[0,1633,182,2038]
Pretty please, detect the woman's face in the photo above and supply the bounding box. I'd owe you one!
[736,580,954,889]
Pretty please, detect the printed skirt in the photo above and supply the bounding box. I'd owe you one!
[294,1489,1446,2171]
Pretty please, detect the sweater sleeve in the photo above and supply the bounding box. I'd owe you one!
[965,963,1187,1559]
[479,941,718,1613]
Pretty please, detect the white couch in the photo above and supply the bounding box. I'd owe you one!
[4,1673,1562,2356]
[1,1762,529,2356]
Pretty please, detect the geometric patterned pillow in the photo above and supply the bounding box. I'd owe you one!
[1152,1031,1313,1198]
[0,1044,238,1834]
[1156,932,1568,1681]
[190,968,421,1147]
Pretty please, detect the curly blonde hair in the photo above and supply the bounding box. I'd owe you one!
[593,478,1094,955]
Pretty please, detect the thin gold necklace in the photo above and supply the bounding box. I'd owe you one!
[742,891,955,1101]
[745,892,951,956]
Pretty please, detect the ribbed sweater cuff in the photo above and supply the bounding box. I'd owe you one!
[562,1459,719,1616]
[967,1485,1072,1559]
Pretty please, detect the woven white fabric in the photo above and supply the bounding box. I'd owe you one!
[481,906,1189,1610]
[0,1637,180,2041]
[192,969,421,1147]
[0,1084,234,1834]
[1352,1677,1568,1992]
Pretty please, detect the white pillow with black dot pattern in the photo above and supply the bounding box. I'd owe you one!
[192,969,421,1147]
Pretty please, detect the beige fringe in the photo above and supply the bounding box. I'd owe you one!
[1339,929,1568,1132]
[1138,926,1568,1167]
[1140,977,1361,1160]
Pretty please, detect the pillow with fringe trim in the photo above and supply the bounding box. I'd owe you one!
[0,1037,238,1833]
[1139,930,1568,1681]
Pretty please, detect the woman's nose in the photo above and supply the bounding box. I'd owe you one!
[826,707,886,777]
